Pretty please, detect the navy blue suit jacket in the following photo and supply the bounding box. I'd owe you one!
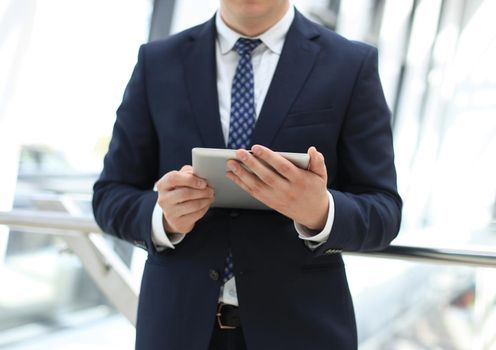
[93,10,402,350]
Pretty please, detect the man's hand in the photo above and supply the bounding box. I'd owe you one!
[156,165,214,234]
[226,145,329,231]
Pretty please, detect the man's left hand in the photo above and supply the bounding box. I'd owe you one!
[226,145,329,231]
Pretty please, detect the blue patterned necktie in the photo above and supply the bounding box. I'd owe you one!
[223,38,262,283]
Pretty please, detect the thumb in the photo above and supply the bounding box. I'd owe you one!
[307,147,327,180]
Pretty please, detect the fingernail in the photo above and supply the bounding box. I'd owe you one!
[227,162,237,173]
[197,180,206,187]
[252,146,261,156]
[239,152,247,162]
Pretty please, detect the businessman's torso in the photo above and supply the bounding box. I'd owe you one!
[134,12,369,350]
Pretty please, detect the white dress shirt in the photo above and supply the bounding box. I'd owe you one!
[151,6,335,306]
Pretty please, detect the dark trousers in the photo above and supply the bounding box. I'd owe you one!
[208,323,247,350]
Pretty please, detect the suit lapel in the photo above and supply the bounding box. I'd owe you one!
[183,17,226,149]
[251,11,321,148]
[182,11,321,150]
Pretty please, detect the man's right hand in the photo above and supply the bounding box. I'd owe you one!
[156,165,214,235]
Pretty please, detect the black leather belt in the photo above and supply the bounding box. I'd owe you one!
[216,303,241,329]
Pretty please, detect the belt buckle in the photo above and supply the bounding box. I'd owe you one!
[216,303,237,330]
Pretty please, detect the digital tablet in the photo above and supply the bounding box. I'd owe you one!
[192,147,310,210]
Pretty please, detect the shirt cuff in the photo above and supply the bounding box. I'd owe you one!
[294,191,335,248]
[151,202,186,250]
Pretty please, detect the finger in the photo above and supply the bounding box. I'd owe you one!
[158,170,207,191]
[226,163,267,200]
[175,204,211,229]
[174,197,214,217]
[232,149,287,188]
[307,146,327,179]
[250,145,298,181]
[226,171,256,198]
[180,165,194,173]
[186,204,211,222]
[166,187,214,205]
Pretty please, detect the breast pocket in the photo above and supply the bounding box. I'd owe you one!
[282,107,335,128]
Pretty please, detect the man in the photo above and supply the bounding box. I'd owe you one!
[93,0,402,349]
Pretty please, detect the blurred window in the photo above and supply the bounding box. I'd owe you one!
[0,1,151,348]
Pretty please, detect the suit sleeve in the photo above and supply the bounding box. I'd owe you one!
[92,44,160,254]
[316,46,402,254]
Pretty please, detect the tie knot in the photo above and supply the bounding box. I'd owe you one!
[233,38,262,56]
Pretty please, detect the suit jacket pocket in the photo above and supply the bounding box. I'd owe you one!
[283,107,335,128]
[301,254,344,272]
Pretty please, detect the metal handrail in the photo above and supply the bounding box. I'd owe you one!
[347,246,496,268]
[0,209,138,325]
[1,209,496,268]
[0,209,101,233]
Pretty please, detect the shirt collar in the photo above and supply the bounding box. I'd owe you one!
[215,5,295,55]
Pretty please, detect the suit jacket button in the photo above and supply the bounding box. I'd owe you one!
[209,269,219,281]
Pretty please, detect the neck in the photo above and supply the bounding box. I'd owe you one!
[220,2,290,37]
